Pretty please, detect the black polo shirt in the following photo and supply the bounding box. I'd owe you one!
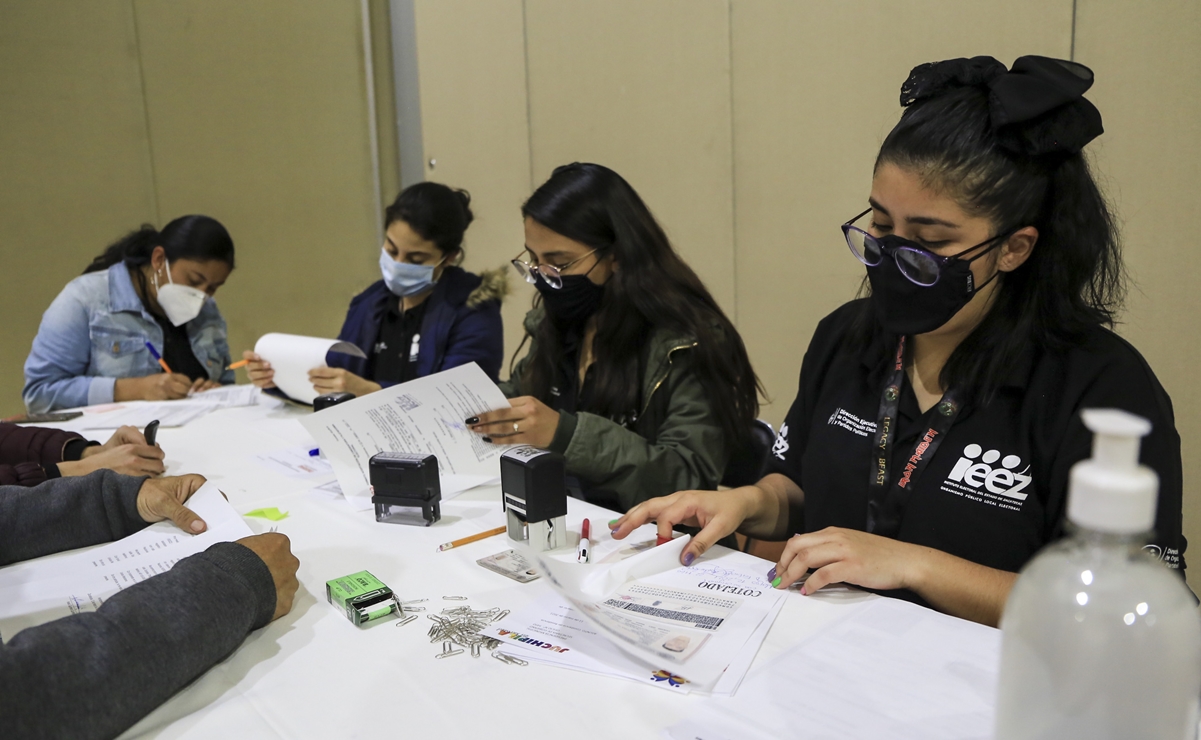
[368,299,428,385]
[766,299,1185,595]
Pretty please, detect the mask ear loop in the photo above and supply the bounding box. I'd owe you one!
[959,228,1018,292]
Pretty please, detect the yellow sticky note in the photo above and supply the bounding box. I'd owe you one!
[244,507,289,521]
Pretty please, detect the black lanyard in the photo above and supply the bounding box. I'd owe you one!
[866,337,961,537]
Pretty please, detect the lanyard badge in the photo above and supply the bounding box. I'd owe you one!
[866,338,961,537]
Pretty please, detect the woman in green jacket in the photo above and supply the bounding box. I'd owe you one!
[468,163,761,512]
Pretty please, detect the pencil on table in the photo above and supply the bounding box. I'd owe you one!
[437,525,507,552]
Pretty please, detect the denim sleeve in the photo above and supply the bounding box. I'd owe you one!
[23,283,115,413]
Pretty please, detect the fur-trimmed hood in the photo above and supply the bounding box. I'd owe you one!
[466,267,510,309]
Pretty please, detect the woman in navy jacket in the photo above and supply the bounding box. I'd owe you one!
[244,183,505,397]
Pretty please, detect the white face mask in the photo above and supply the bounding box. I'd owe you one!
[152,260,207,326]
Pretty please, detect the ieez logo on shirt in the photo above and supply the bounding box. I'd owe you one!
[940,443,1033,512]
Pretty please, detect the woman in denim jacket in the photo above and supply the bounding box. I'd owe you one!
[23,216,235,413]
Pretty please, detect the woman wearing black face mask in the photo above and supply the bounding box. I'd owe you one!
[612,56,1186,627]
[467,163,762,513]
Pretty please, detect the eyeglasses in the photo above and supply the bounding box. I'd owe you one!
[510,248,600,290]
[841,208,1010,287]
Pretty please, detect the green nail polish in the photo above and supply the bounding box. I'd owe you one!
[608,519,619,527]
[771,576,782,588]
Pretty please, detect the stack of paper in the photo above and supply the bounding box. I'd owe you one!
[73,385,263,430]
[300,363,512,509]
[665,597,1001,739]
[480,535,785,696]
[0,484,254,642]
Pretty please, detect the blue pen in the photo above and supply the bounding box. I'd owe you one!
[144,341,173,373]
[308,448,320,457]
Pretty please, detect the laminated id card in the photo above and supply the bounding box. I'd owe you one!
[477,549,540,583]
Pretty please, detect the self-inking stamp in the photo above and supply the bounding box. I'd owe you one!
[500,446,568,551]
[369,452,441,526]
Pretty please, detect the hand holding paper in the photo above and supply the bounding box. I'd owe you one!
[136,474,210,533]
[300,363,512,508]
[253,333,367,404]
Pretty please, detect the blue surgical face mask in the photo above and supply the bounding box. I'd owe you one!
[379,248,445,297]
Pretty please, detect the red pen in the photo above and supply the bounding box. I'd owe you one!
[577,519,591,563]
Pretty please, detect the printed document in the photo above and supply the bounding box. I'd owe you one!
[0,483,253,642]
[665,597,1001,739]
[76,401,213,429]
[484,535,785,695]
[299,363,511,509]
[254,332,367,404]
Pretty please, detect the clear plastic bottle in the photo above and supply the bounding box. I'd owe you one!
[995,409,1201,740]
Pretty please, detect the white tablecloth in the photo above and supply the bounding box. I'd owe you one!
[35,401,880,738]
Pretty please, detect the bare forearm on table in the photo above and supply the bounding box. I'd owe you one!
[908,547,1017,627]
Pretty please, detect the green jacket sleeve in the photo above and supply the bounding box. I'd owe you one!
[548,349,727,511]
[497,352,528,398]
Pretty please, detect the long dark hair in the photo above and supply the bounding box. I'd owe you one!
[856,84,1123,404]
[384,182,474,256]
[515,163,761,448]
[84,215,236,275]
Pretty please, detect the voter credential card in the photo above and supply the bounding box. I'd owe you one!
[477,549,541,583]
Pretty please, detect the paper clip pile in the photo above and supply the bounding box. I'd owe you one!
[399,596,524,665]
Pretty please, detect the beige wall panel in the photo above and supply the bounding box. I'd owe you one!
[412,0,533,376]
[731,0,1073,424]
[1074,0,1201,592]
[132,0,381,360]
[0,0,157,414]
[523,0,736,316]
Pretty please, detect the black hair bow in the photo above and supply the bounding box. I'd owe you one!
[900,55,1104,156]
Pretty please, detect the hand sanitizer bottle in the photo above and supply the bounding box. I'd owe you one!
[995,409,1201,739]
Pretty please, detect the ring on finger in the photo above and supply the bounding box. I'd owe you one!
[513,421,520,433]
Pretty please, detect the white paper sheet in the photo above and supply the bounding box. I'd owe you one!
[0,483,254,642]
[186,384,262,408]
[298,363,512,509]
[485,537,786,695]
[253,332,367,404]
[664,597,1001,740]
[253,445,334,478]
[76,401,213,429]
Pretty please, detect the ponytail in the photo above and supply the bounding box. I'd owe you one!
[83,215,235,275]
[84,225,158,273]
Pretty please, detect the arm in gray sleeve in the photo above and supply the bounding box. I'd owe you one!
[0,470,148,566]
[0,541,277,740]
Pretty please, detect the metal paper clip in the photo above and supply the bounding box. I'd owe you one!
[401,599,428,605]
[442,595,468,601]
[395,615,418,627]
[491,651,528,666]
[436,649,464,659]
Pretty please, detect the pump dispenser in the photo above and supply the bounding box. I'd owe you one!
[995,408,1201,739]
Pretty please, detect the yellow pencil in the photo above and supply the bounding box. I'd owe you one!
[437,525,507,552]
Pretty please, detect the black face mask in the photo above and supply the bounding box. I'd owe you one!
[537,274,605,330]
[866,235,1000,335]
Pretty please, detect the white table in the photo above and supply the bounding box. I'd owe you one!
[40,401,880,738]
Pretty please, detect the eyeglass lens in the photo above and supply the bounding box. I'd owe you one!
[510,257,565,289]
[843,226,941,286]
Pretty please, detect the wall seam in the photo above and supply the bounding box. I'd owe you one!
[521,0,535,190]
[129,0,161,225]
[1070,0,1078,60]
[360,0,385,245]
[727,0,738,325]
